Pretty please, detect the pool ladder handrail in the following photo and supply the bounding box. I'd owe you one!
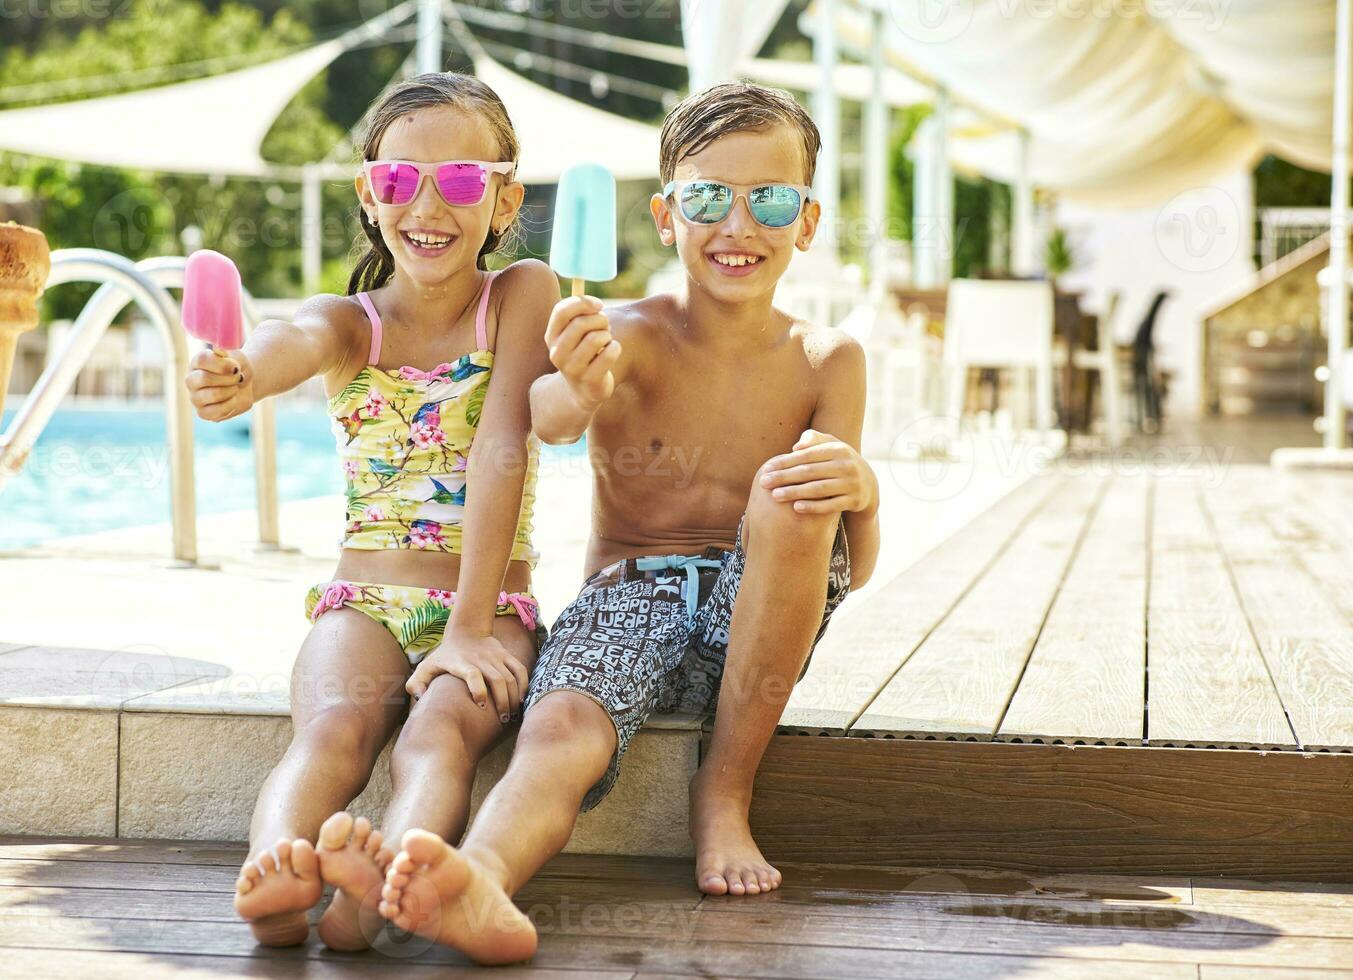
[0,249,279,563]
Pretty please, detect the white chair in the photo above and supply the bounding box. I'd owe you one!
[943,278,1055,437]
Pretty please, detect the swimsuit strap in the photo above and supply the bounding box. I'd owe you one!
[356,292,383,364]
[475,270,500,352]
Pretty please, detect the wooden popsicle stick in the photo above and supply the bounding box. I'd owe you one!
[572,277,585,297]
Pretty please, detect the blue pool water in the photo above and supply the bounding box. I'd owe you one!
[0,404,582,550]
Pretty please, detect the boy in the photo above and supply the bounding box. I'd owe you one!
[378,82,881,964]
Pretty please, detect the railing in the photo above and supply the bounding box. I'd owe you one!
[0,249,279,563]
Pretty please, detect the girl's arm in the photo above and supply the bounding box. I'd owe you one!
[405,260,557,709]
[185,294,359,421]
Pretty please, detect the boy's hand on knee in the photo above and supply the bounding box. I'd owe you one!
[406,630,530,723]
[759,429,879,516]
[545,295,620,410]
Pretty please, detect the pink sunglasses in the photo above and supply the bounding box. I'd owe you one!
[363,159,515,207]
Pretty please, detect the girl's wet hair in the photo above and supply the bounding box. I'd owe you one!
[348,72,521,295]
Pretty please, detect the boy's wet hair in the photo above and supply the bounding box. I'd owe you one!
[659,81,822,186]
[348,72,520,295]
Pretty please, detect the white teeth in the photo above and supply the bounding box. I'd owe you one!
[406,232,452,247]
[714,253,760,267]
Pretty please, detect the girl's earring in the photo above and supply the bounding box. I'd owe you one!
[368,213,378,227]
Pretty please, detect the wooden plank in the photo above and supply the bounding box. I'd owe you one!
[1147,476,1295,748]
[0,919,1194,980]
[6,894,1353,972]
[679,905,1353,969]
[853,474,1104,737]
[0,948,593,979]
[1203,469,1353,750]
[782,474,1066,732]
[745,734,1353,881]
[997,475,1149,745]
[0,837,246,866]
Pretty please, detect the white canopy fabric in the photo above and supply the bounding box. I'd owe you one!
[835,0,1342,208]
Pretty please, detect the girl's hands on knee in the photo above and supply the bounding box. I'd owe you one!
[406,629,531,723]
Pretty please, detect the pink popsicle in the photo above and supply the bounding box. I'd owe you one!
[182,249,244,354]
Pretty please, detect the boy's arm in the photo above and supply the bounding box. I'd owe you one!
[407,261,557,711]
[760,334,881,589]
[185,294,357,421]
[529,296,630,444]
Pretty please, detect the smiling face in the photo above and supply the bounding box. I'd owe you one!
[650,124,819,305]
[354,104,523,288]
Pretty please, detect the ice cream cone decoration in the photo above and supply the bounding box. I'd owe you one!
[0,222,51,421]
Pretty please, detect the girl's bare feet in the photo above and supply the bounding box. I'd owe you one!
[234,838,323,946]
[315,811,394,951]
[689,767,783,896]
[379,829,537,965]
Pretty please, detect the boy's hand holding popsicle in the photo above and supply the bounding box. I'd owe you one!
[544,163,621,413]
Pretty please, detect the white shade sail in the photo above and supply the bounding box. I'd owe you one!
[472,55,659,184]
[0,40,350,177]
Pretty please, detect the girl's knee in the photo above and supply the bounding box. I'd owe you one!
[395,677,499,765]
[294,703,385,760]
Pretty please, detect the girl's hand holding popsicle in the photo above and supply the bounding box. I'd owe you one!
[180,249,254,421]
[186,346,254,422]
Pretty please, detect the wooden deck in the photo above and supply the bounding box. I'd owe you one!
[7,835,1353,977]
[789,463,1353,749]
[753,463,1353,881]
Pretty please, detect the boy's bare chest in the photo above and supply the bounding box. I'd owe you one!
[599,346,817,478]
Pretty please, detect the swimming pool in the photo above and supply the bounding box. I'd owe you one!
[0,403,583,550]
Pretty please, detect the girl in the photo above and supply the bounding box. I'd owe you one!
[184,72,557,951]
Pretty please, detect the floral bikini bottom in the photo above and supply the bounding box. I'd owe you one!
[304,579,546,664]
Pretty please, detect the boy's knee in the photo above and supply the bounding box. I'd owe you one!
[746,463,837,549]
[518,691,617,774]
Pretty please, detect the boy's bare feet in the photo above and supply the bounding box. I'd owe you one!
[689,767,783,896]
[379,829,538,965]
[234,837,323,946]
[315,811,394,951]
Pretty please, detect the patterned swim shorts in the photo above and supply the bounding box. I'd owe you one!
[523,515,850,811]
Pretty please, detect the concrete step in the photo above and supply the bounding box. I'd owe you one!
[0,643,701,856]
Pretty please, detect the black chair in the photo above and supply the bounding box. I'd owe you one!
[1133,290,1169,432]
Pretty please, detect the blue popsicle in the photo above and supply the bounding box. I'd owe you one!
[549,163,617,296]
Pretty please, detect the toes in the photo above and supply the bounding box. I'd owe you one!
[291,838,319,880]
[365,829,384,858]
[373,845,395,873]
[390,851,415,876]
[725,869,746,896]
[257,850,278,875]
[740,871,761,895]
[318,811,354,852]
[351,816,372,848]
[698,871,729,896]
[274,839,294,874]
[400,828,447,868]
